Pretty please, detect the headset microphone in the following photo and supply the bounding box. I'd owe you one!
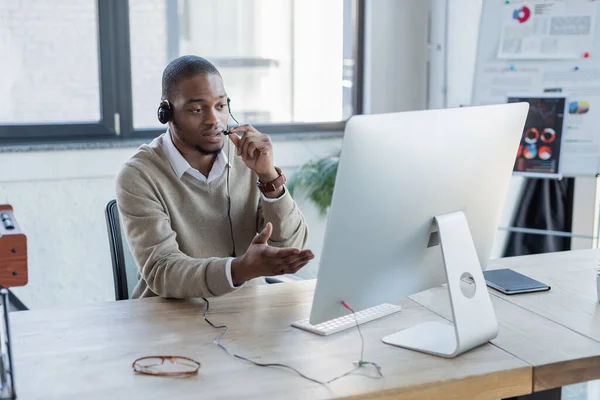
[225,97,240,134]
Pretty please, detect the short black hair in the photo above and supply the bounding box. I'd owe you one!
[161,55,220,100]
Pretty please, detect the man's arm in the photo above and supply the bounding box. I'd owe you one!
[116,164,235,299]
[257,189,308,249]
[226,125,309,250]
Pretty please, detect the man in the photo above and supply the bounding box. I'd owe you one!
[116,55,313,299]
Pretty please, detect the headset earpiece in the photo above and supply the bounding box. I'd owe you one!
[157,100,172,124]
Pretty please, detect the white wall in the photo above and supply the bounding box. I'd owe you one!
[364,0,430,114]
[446,0,482,109]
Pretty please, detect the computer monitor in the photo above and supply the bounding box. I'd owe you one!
[308,103,529,357]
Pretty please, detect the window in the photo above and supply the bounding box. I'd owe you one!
[0,0,101,124]
[0,0,364,144]
[0,0,120,142]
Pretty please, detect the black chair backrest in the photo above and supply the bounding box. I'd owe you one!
[105,200,138,300]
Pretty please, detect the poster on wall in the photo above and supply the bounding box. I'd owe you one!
[507,93,567,178]
[541,68,600,174]
[498,0,597,60]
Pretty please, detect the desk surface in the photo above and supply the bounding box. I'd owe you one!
[487,249,600,391]
[9,249,600,400]
[13,282,530,400]
[412,249,600,392]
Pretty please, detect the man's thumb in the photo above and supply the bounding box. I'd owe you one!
[253,222,273,245]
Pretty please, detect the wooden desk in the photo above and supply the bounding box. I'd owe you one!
[486,249,600,393]
[411,282,600,394]
[12,281,531,400]
[11,250,600,400]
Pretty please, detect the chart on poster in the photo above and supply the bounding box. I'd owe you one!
[472,0,600,176]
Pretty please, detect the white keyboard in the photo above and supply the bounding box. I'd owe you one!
[291,303,402,336]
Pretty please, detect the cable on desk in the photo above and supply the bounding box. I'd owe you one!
[202,297,383,386]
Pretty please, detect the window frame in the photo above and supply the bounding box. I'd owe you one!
[0,0,123,144]
[0,0,365,145]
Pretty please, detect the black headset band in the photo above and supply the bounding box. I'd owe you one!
[157,97,236,125]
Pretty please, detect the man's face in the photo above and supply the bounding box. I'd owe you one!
[169,73,229,155]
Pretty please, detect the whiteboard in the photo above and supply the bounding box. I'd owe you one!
[472,0,600,176]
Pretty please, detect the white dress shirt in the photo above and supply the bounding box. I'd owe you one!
[161,130,286,287]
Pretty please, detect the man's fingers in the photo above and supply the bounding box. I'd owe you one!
[261,247,314,274]
[287,252,315,272]
[228,124,255,134]
[238,135,257,156]
[276,247,301,258]
[285,259,311,274]
[299,250,314,259]
[253,138,272,156]
[268,255,311,276]
[252,222,273,245]
[277,249,314,264]
[281,252,314,270]
[247,142,258,160]
[230,128,270,159]
[241,136,253,159]
[288,258,309,271]
[227,132,241,149]
[231,125,257,155]
[276,255,303,268]
[237,135,246,156]
[289,262,309,274]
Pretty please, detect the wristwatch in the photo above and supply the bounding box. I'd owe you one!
[257,167,287,194]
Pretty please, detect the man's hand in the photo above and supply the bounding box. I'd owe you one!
[227,124,280,184]
[231,222,314,285]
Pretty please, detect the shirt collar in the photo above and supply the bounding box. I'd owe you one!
[161,129,229,180]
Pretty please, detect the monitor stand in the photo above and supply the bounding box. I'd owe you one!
[382,211,499,358]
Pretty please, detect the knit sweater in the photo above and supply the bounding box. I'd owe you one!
[115,135,308,299]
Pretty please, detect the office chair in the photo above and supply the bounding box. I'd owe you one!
[105,200,139,300]
[105,200,283,301]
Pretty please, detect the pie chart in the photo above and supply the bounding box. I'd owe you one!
[539,146,552,160]
[568,101,590,114]
[541,128,556,143]
[512,6,531,23]
[523,144,537,159]
[524,128,540,144]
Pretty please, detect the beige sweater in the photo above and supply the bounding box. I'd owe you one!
[115,135,308,299]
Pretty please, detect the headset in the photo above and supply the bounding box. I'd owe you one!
[157,97,239,128]
[157,97,240,257]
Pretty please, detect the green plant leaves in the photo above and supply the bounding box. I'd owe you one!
[288,154,339,216]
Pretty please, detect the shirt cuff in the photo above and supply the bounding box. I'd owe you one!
[260,185,288,203]
[225,257,245,288]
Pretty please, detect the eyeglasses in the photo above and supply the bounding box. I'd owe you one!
[132,356,201,377]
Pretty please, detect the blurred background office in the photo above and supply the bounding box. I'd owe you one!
[0,0,595,314]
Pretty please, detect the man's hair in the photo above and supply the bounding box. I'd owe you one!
[161,55,220,100]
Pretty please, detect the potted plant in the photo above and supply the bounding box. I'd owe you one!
[288,153,339,216]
